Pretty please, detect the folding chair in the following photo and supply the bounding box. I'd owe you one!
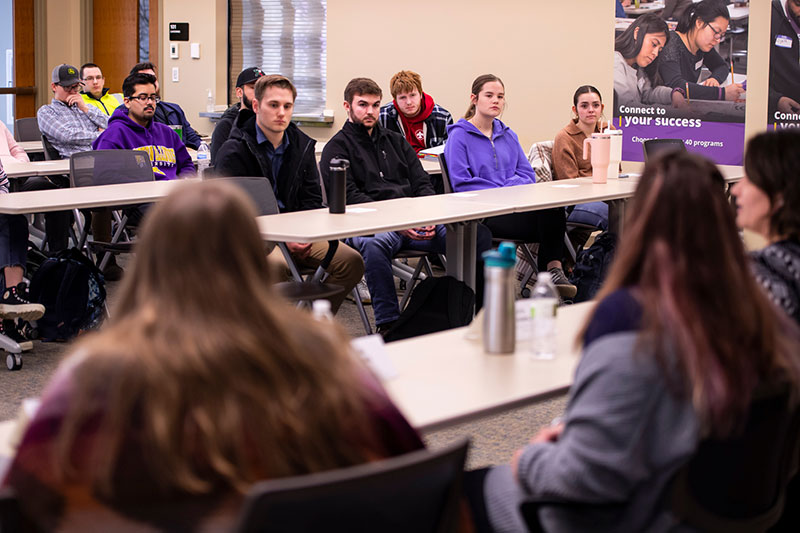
[213,176,346,307]
[69,150,155,270]
[13,118,40,142]
[234,439,469,533]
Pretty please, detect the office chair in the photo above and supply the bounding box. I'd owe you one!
[13,118,40,142]
[40,135,61,161]
[642,138,686,161]
[234,439,469,533]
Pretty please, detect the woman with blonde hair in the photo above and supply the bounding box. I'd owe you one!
[1,180,422,530]
[470,152,800,532]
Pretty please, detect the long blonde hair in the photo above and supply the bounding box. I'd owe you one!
[55,181,380,497]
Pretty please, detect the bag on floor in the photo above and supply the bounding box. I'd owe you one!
[383,276,474,343]
[569,232,617,303]
[29,248,107,341]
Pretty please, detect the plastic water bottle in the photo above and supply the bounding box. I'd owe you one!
[196,141,211,177]
[206,89,214,112]
[530,272,558,359]
[312,299,334,322]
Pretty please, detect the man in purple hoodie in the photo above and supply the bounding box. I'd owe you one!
[93,72,194,180]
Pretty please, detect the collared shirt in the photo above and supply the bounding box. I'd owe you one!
[256,124,289,208]
[36,98,108,158]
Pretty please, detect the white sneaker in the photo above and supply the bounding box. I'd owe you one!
[356,279,372,305]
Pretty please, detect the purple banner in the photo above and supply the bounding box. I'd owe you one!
[618,121,745,166]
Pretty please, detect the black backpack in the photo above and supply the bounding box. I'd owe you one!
[29,248,107,341]
[383,276,474,343]
[569,232,617,303]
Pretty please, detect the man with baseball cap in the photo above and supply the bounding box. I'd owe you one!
[38,63,108,158]
[210,66,265,162]
[30,63,109,254]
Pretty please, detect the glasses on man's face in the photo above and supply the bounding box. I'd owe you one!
[60,83,82,92]
[705,22,727,41]
[128,94,160,103]
[83,76,103,82]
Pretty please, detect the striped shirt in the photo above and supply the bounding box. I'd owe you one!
[0,161,8,194]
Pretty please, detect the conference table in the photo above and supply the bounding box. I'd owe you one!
[256,178,642,289]
[382,301,591,431]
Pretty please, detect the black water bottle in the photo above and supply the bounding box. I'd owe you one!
[328,158,349,214]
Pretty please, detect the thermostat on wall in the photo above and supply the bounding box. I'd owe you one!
[170,43,179,59]
[190,43,200,59]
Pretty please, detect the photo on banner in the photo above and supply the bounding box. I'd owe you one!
[613,3,748,165]
[767,0,800,130]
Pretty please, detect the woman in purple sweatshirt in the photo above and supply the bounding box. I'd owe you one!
[444,74,575,298]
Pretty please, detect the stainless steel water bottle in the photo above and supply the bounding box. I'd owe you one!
[482,242,517,354]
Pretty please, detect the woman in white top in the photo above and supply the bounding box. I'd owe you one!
[614,14,686,108]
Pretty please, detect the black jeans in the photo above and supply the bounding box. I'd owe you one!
[484,208,567,271]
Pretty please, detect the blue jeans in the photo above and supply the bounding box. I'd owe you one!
[348,224,492,326]
[568,201,608,230]
[0,214,29,287]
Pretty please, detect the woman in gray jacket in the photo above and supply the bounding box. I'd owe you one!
[469,151,800,532]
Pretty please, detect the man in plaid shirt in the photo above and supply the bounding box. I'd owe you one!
[38,64,108,158]
[379,70,452,154]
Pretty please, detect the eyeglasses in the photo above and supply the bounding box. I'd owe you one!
[705,22,727,40]
[59,83,82,91]
[128,94,160,103]
[83,76,104,82]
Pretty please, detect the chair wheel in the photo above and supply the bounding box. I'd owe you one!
[6,353,22,371]
[521,287,531,298]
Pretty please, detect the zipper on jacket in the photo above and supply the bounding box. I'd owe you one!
[490,138,498,170]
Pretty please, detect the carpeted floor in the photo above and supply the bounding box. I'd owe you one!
[0,257,568,470]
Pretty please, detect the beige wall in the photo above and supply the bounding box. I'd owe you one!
[42,0,84,106]
[158,0,228,136]
[39,0,772,152]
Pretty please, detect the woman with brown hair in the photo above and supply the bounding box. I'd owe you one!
[733,129,800,325]
[470,152,800,532]
[1,180,422,530]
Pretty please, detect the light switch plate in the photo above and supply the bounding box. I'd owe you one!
[190,43,200,59]
[172,67,179,82]
[169,43,179,59]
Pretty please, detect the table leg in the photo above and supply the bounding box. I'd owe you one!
[445,221,477,290]
[607,199,626,239]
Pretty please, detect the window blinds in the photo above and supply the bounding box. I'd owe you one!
[229,0,326,117]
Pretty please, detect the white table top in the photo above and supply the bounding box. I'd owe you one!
[257,194,515,243]
[17,140,43,153]
[4,149,200,179]
[0,178,195,214]
[383,301,592,431]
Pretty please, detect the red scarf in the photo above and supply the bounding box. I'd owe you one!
[396,93,435,153]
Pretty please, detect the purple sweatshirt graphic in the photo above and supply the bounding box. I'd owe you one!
[444,118,536,192]
[92,107,195,180]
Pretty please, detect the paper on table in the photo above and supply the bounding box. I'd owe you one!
[452,192,479,197]
[347,207,377,213]
[351,334,398,380]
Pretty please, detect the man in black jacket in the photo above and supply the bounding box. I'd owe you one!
[215,75,364,314]
[211,66,264,163]
[769,0,800,120]
[320,78,491,333]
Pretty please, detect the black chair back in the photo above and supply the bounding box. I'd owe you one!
[438,153,454,194]
[69,150,155,187]
[14,118,40,142]
[40,135,62,161]
[213,176,279,216]
[0,488,22,533]
[671,381,800,530]
[234,439,469,533]
[642,138,686,161]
